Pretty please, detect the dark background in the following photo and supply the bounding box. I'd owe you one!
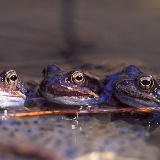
[0,0,160,76]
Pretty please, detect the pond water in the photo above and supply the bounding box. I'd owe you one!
[0,0,160,159]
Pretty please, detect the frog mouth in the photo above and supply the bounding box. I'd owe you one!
[0,90,26,108]
[40,91,101,106]
[41,85,100,99]
[0,90,26,98]
[114,85,160,108]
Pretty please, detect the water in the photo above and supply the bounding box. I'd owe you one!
[0,114,159,160]
[0,0,160,159]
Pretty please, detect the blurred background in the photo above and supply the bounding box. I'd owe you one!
[0,0,160,77]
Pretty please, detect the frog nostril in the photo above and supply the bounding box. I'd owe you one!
[121,80,129,85]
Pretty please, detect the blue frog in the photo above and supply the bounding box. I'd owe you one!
[38,64,107,106]
[111,65,160,107]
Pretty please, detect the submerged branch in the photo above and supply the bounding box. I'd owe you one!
[8,107,159,118]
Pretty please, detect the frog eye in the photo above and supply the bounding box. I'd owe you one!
[71,71,85,85]
[42,65,60,78]
[48,65,60,73]
[5,70,18,85]
[138,76,154,90]
[122,65,140,75]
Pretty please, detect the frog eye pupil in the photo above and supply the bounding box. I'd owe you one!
[10,75,17,81]
[75,75,83,81]
[141,80,150,86]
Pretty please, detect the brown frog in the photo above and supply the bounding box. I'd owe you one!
[0,69,27,108]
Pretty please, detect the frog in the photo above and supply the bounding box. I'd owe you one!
[103,65,141,105]
[0,69,28,108]
[111,65,160,107]
[38,64,107,106]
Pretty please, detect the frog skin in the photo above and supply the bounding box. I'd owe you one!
[103,72,122,105]
[104,65,141,105]
[38,64,107,106]
[0,69,28,108]
[112,65,160,107]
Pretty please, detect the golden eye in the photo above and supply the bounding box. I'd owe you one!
[71,71,85,85]
[5,70,18,85]
[138,76,154,90]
